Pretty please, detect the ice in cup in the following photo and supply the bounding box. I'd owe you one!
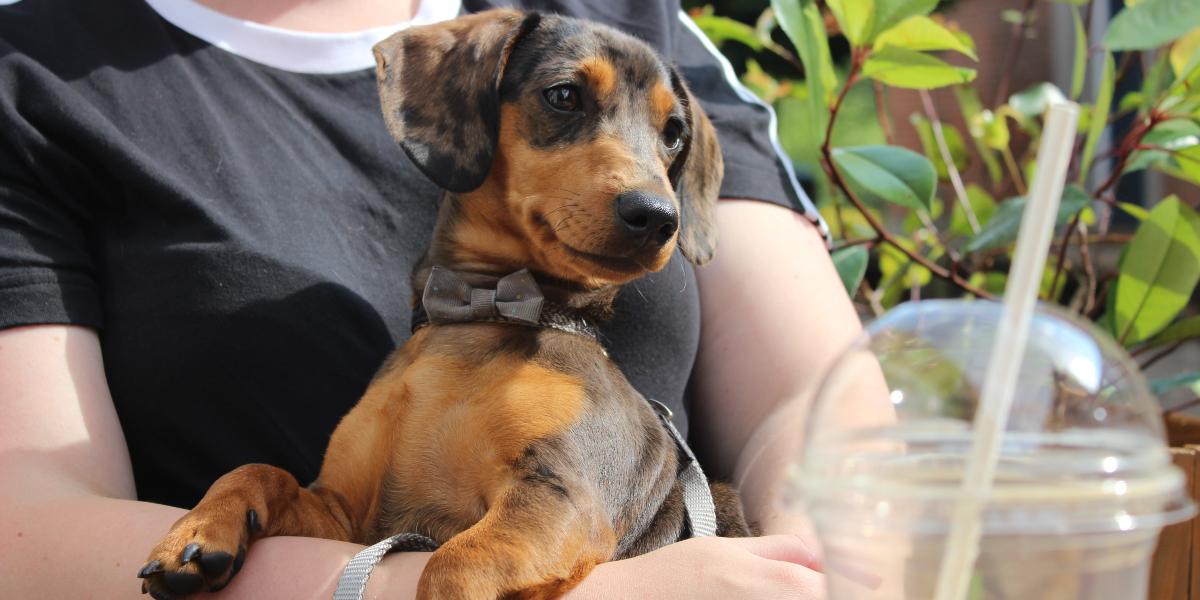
[785,300,1194,600]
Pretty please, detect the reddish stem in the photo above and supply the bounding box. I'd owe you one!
[821,49,994,300]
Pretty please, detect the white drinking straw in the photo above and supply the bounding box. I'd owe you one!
[932,101,1081,600]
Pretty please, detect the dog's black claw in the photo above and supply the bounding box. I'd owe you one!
[137,560,164,579]
[198,550,233,576]
[231,547,246,577]
[162,571,204,595]
[180,543,201,565]
[208,578,231,593]
[246,508,262,533]
[141,580,149,594]
[148,589,172,600]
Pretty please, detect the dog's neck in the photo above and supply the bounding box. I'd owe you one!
[410,192,621,325]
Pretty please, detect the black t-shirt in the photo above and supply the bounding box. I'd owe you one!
[0,0,824,508]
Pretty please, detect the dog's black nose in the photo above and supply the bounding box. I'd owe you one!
[615,191,679,246]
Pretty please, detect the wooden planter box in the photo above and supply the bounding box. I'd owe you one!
[1149,414,1200,599]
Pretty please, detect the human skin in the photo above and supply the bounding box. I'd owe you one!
[0,2,863,598]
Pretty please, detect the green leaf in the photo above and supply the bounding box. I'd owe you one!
[773,0,839,109]
[878,238,939,299]
[820,202,881,240]
[827,0,875,46]
[1118,92,1145,114]
[965,185,1093,252]
[910,114,971,180]
[832,245,869,296]
[831,145,937,211]
[1117,201,1151,221]
[873,16,978,60]
[1041,259,1069,302]
[1105,0,1200,50]
[1114,196,1200,345]
[1143,315,1200,349]
[1171,28,1200,78]
[983,110,1012,149]
[1071,8,1088,100]
[1126,119,1200,174]
[1001,10,1026,25]
[902,197,945,234]
[873,0,939,36]
[1009,83,1069,121]
[968,271,1009,296]
[693,14,765,51]
[950,184,996,237]
[740,59,785,103]
[954,85,1004,185]
[1080,53,1116,183]
[1140,51,1175,112]
[775,93,822,166]
[1149,371,1200,397]
[862,47,977,89]
[1158,145,1200,186]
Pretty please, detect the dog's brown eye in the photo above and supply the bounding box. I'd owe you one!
[544,84,582,112]
[663,119,684,151]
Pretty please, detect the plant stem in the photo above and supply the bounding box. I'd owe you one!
[1140,341,1185,372]
[919,89,979,234]
[859,279,884,317]
[834,236,880,251]
[873,80,895,145]
[1049,232,1132,248]
[1165,395,1200,416]
[1047,210,1083,302]
[1077,219,1097,314]
[1049,112,1161,306]
[821,49,994,300]
[1001,146,1028,196]
[993,0,1038,108]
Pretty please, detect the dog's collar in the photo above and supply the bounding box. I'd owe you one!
[411,266,600,340]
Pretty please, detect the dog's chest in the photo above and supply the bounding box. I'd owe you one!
[365,328,682,548]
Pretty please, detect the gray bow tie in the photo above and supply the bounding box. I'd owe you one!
[422,267,545,325]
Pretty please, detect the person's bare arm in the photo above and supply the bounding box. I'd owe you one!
[0,324,431,599]
[691,200,865,534]
[1,325,828,600]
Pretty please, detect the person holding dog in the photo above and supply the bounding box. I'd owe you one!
[0,0,862,598]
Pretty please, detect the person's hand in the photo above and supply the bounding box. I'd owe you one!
[565,535,825,599]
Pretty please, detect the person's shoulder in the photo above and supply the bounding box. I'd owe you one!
[0,0,164,79]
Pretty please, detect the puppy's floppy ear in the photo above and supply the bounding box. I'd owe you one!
[667,67,723,266]
[373,10,541,193]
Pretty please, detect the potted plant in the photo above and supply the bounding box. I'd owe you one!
[691,0,1199,595]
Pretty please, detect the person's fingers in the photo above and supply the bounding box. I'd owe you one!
[762,559,827,600]
[729,534,823,572]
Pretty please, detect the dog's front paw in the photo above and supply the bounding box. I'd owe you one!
[138,505,261,599]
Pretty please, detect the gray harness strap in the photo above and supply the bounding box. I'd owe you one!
[647,398,718,538]
[332,533,438,600]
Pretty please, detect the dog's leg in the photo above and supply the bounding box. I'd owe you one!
[417,479,616,600]
[137,464,354,596]
[139,357,409,598]
[711,480,753,537]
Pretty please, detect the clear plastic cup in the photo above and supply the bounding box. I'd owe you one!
[785,300,1194,600]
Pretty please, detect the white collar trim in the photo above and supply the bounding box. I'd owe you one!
[143,0,462,74]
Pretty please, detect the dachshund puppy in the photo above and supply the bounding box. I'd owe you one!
[139,9,749,600]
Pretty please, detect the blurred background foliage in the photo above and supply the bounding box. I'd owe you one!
[683,0,1200,407]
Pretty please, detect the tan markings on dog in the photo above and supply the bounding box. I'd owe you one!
[650,82,676,127]
[418,480,617,599]
[451,104,678,286]
[580,56,617,98]
[380,347,587,541]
